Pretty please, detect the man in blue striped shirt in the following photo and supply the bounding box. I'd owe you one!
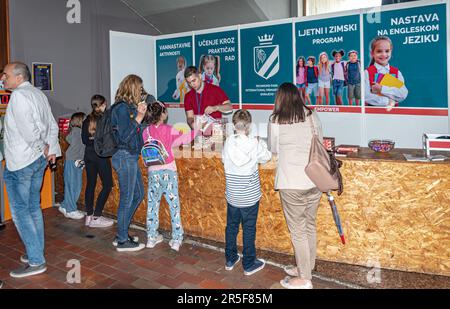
[221,110,272,276]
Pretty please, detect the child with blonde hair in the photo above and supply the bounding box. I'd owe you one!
[59,112,86,220]
[222,109,271,275]
[172,56,190,102]
[199,55,220,86]
[365,36,408,110]
[318,52,331,105]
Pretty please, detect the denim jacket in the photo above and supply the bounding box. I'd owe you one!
[111,101,145,155]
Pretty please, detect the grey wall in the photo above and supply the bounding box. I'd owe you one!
[142,0,294,33]
[8,0,295,118]
[9,0,158,118]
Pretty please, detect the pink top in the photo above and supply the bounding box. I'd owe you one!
[296,67,305,85]
[142,124,198,172]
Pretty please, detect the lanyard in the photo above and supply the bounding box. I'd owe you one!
[195,92,203,115]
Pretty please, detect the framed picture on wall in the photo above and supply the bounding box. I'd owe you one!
[32,62,53,91]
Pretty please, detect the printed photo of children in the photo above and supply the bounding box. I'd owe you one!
[364,35,408,111]
[318,52,331,105]
[295,56,306,100]
[330,49,346,105]
[172,55,190,102]
[305,56,319,105]
[346,50,361,106]
[198,55,221,86]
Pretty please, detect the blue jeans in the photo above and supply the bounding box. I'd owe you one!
[332,79,345,97]
[112,150,144,243]
[4,156,47,266]
[61,160,82,213]
[147,170,183,241]
[225,201,260,271]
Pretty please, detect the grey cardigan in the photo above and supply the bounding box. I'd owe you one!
[268,111,323,190]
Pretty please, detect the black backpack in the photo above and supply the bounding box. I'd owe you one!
[94,102,124,157]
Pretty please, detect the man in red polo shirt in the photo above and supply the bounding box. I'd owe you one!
[184,66,232,130]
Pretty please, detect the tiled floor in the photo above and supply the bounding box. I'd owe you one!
[0,208,347,289]
[2,208,449,289]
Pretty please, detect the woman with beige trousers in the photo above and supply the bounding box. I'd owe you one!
[268,82,323,289]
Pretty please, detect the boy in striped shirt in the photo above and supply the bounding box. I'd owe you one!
[222,110,272,275]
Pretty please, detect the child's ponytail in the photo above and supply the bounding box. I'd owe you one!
[143,101,167,125]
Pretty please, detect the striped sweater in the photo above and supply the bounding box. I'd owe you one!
[222,134,272,208]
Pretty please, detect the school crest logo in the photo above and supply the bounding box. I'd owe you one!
[254,34,279,80]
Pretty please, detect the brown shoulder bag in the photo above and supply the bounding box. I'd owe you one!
[304,115,343,195]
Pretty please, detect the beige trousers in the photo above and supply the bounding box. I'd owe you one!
[280,188,322,280]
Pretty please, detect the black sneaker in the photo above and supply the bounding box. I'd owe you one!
[10,263,47,278]
[112,235,139,247]
[116,239,145,252]
[0,280,3,288]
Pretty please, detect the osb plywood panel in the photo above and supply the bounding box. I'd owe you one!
[57,139,450,276]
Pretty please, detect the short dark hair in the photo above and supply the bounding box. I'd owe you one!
[184,66,199,79]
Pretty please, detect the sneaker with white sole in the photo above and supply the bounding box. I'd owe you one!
[10,263,47,278]
[244,259,265,276]
[58,207,67,216]
[280,276,313,289]
[89,216,114,228]
[116,239,145,252]
[85,215,92,226]
[113,235,139,247]
[65,210,85,220]
[20,255,28,264]
[284,265,299,277]
[146,234,164,248]
[225,255,241,271]
[168,239,182,252]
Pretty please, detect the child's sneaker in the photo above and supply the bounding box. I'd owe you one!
[65,210,85,220]
[85,215,92,226]
[168,239,182,252]
[244,259,265,276]
[116,239,145,252]
[225,255,241,271]
[89,216,114,228]
[112,235,139,247]
[58,207,67,216]
[146,234,164,248]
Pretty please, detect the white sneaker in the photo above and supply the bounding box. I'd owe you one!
[58,207,67,216]
[89,216,114,228]
[280,276,313,289]
[65,210,85,220]
[169,239,182,252]
[146,234,164,248]
[85,215,92,226]
[284,265,299,277]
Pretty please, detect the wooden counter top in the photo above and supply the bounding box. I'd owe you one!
[342,148,450,163]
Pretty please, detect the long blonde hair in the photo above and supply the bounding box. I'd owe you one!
[115,74,143,106]
[318,52,330,75]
